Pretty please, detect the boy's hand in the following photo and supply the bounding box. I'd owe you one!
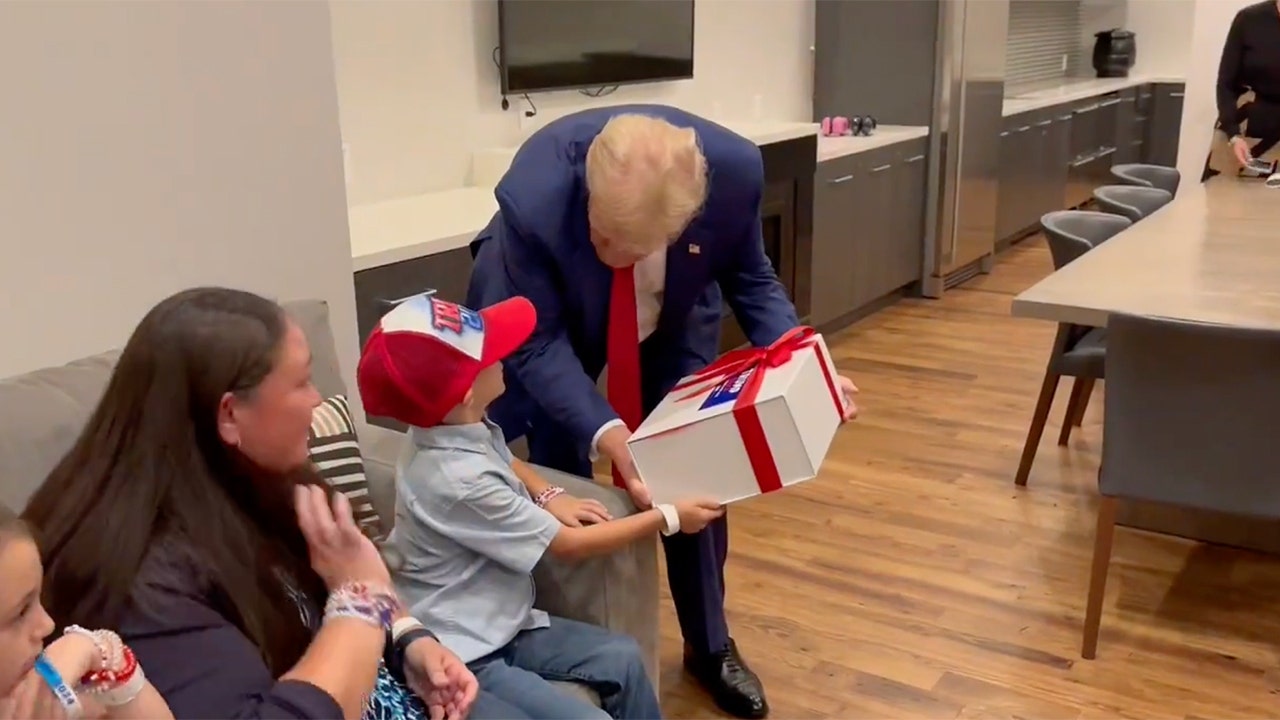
[545,494,613,527]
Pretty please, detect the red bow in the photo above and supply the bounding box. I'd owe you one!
[670,326,842,496]
[672,326,822,403]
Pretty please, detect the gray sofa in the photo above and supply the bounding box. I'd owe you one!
[0,298,659,702]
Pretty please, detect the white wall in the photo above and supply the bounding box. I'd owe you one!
[1125,0,1195,79]
[0,1,361,396]
[1176,0,1253,183]
[330,0,816,206]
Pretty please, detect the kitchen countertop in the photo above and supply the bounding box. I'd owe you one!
[352,121,931,269]
[1012,176,1280,331]
[1002,74,1186,116]
[817,125,930,162]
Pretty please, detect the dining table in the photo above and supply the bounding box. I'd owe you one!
[1011,174,1280,551]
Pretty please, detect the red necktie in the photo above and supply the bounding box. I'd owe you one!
[607,265,643,489]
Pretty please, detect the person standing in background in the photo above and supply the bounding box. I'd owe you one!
[1216,0,1280,168]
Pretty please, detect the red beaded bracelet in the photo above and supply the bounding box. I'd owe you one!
[534,486,565,508]
[82,646,137,688]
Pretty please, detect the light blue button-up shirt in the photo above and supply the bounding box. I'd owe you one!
[389,418,561,663]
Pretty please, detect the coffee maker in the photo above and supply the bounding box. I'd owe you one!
[1093,29,1136,78]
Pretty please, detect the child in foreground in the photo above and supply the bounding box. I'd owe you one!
[0,504,173,719]
[357,294,724,720]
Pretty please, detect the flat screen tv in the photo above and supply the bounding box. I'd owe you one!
[498,0,695,95]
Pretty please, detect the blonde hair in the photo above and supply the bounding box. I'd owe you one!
[585,114,709,255]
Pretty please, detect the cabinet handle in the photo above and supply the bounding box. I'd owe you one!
[1076,103,1100,113]
[1016,126,1031,132]
[999,130,1010,137]
[1034,120,1052,127]
[870,163,892,173]
[827,174,854,184]
[1057,115,1072,121]
[1122,97,1136,103]
[1169,91,1185,98]
[1099,99,1121,107]
[905,154,925,163]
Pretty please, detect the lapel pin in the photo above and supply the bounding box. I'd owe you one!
[688,243,701,255]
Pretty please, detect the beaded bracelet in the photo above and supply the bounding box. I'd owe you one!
[324,582,400,632]
[534,486,565,508]
[64,625,146,707]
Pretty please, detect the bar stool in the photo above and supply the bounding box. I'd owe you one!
[1111,163,1181,195]
[1092,185,1173,222]
[1015,211,1133,487]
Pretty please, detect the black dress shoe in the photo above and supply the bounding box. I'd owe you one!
[683,639,769,719]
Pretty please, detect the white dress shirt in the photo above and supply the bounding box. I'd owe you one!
[590,250,666,459]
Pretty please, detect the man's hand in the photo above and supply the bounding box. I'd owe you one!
[598,425,652,509]
[837,375,859,421]
[544,493,613,527]
[404,636,479,720]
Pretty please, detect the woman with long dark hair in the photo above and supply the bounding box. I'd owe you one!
[21,287,478,720]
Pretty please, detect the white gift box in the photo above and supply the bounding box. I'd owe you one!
[626,328,845,506]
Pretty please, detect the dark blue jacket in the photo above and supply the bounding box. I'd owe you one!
[467,104,798,452]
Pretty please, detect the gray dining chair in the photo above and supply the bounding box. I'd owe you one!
[1092,185,1173,222]
[1082,313,1280,659]
[1015,211,1133,487]
[1111,163,1181,195]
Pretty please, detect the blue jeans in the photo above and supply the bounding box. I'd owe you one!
[466,617,662,720]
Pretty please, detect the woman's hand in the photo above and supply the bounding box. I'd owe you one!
[1232,135,1253,166]
[294,485,390,590]
[544,494,612,527]
[403,638,478,720]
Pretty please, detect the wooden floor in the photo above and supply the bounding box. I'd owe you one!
[657,237,1280,719]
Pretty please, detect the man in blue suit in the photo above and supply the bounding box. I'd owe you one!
[467,105,858,718]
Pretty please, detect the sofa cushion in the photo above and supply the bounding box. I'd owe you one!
[309,394,382,539]
[0,349,120,511]
[284,300,347,401]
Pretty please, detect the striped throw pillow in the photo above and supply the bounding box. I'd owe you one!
[308,395,383,540]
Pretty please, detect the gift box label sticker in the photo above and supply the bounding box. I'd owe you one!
[699,367,757,411]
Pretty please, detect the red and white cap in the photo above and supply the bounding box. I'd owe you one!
[357,294,536,428]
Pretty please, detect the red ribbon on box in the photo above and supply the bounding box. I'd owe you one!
[670,326,844,494]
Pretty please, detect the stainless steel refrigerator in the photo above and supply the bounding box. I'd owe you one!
[922,0,1010,297]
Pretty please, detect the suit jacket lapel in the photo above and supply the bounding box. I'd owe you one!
[656,228,713,332]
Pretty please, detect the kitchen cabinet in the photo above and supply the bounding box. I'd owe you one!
[1114,87,1139,164]
[997,110,1072,239]
[353,246,473,345]
[857,149,897,305]
[890,141,928,291]
[1146,82,1185,167]
[814,0,939,126]
[811,154,860,326]
[810,139,929,328]
[994,82,1182,245]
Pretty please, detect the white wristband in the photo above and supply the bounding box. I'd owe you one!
[95,666,146,707]
[656,504,680,536]
[392,616,425,642]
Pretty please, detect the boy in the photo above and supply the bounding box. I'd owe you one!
[356,294,723,720]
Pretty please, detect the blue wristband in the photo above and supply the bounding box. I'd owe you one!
[33,654,83,719]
